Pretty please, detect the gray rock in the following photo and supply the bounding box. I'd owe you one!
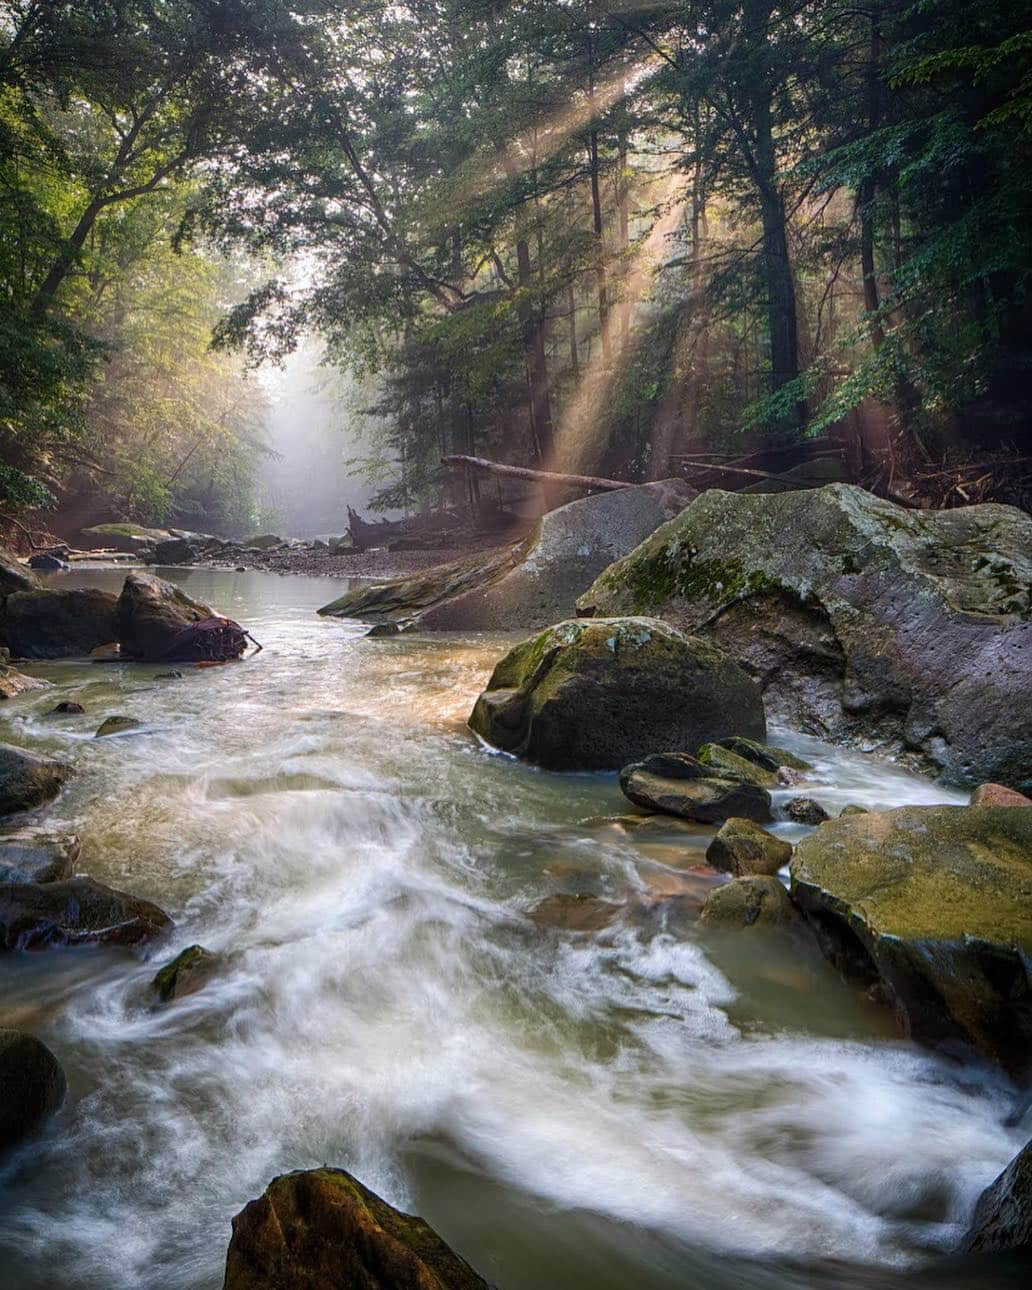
[0,588,118,658]
[784,796,830,825]
[0,547,40,596]
[79,524,171,552]
[0,1029,66,1149]
[49,701,85,715]
[27,553,66,571]
[964,1138,1032,1253]
[706,818,793,875]
[578,483,1032,790]
[95,715,142,738]
[0,743,71,818]
[0,828,79,884]
[468,617,765,771]
[0,876,172,950]
[700,876,801,929]
[620,767,772,823]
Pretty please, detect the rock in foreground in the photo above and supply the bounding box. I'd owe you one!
[578,483,1032,790]
[790,805,1032,1073]
[117,572,247,662]
[224,1167,490,1289]
[0,876,172,950]
[0,743,71,818]
[469,618,764,770]
[964,1139,1032,1254]
[0,1029,66,1150]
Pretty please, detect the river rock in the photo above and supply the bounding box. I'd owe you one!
[224,1167,490,1290]
[244,533,284,549]
[0,828,80,884]
[152,944,219,1002]
[789,805,1032,1073]
[49,701,85,715]
[706,818,792,875]
[0,665,48,700]
[577,483,1032,790]
[117,572,246,662]
[0,1029,66,1150]
[469,618,765,770]
[0,877,172,950]
[0,743,71,817]
[696,742,777,787]
[319,481,695,630]
[0,547,39,596]
[964,1139,1032,1253]
[79,523,171,552]
[715,736,812,773]
[784,796,830,825]
[0,588,119,658]
[620,764,773,823]
[153,536,201,564]
[95,715,142,737]
[699,876,801,930]
[971,783,1032,807]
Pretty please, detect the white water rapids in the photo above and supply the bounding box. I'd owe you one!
[0,567,1025,1289]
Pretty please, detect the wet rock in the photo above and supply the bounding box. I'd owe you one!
[153,536,201,565]
[784,796,830,825]
[117,572,246,662]
[0,743,71,818]
[696,742,777,787]
[0,665,48,700]
[366,621,403,638]
[0,587,119,658]
[95,715,142,738]
[699,876,801,930]
[706,818,793,876]
[716,736,812,773]
[838,804,868,817]
[964,1138,1032,1253]
[620,765,772,824]
[0,1029,66,1150]
[224,1166,490,1290]
[320,481,695,631]
[0,876,172,950]
[789,805,1032,1073]
[578,483,1032,791]
[0,828,80,884]
[152,944,219,1002]
[154,670,183,680]
[469,618,765,771]
[0,546,40,596]
[49,700,85,715]
[526,893,622,932]
[971,783,1032,807]
[27,552,66,571]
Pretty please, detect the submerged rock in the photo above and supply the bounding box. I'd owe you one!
[152,944,219,1002]
[0,588,119,658]
[699,876,801,930]
[620,765,772,823]
[49,700,85,715]
[790,805,1032,1073]
[526,893,622,932]
[0,828,80,884]
[706,818,793,875]
[95,715,142,738]
[0,1029,66,1150]
[578,483,1032,790]
[469,617,764,771]
[0,876,172,950]
[964,1138,1032,1254]
[28,553,66,571]
[784,796,830,825]
[320,481,694,630]
[224,1167,490,1289]
[117,572,247,662]
[0,743,71,818]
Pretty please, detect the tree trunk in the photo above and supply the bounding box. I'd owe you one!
[30,196,105,316]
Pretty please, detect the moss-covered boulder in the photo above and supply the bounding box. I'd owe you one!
[0,876,172,950]
[0,1029,66,1150]
[0,743,71,818]
[0,588,118,658]
[696,743,777,787]
[224,1167,490,1289]
[152,945,219,1002]
[715,736,811,773]
[964,1139,1032,1254]
[80,523,171,552]
[469,618,764,771]
[784,796,830,825]
[0,828,79,884]
[790,805,1032,1073]
[706,818,792,875]
[699,876,801,930]
[578,484,1032,790]
[620,764,772,823]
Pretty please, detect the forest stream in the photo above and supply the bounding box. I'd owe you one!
[0,566,1027,1290]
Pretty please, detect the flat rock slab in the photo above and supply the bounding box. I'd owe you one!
[790,805,1032,1072]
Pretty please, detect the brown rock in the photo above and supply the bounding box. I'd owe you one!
[971,783,1032,807]
[0,876,172,950]
[699,876,801,930]
[706,818,793,876]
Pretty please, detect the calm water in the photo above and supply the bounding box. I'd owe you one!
[0,566,1026,1289]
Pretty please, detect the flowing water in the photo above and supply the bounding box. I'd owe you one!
[0,567,1026,1289]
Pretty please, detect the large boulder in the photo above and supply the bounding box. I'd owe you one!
[0,547,39,597]
[790,805,1032,1074]
[0,827,79,884]
[224,1167,490,1289]
[468,617,765,770]
[0,743,71,818]
[0,588,118,658]
[0,665,49,700]
[0,876,172,950]
[964,1139,1032,1254]
[0,1029,66,1150]
[117,572,247,662]
[578,484,1032,790]
[320,481,694,630]
[79,523,171,552]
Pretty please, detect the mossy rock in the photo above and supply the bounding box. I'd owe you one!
[0,588,119,659]
[0,547,40,597]
[620,766,772,824]
[784,796,830,825]
[706,818,793,876]
[0,1029,66,1149]
[469,617,765,771]
[716,736,811,773]
[95,715,142,738]
[699,876,801,930]
[80,523,171,552]
[790,805,1032,1073]
[224,1166,490,1289]
[152,945,219,1002]
[696,743,777,787]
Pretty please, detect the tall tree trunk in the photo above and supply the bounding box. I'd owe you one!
[515,236,554,460]
[30,196,105,316]
[567,279,580,379]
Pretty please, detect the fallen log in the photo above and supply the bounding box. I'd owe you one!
[442,455,629,493]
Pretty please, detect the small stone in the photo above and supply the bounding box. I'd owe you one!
[0,1029,66,1149]
[839,804,868,817]
[699,876,801,930]
[95,715,142,738]
[784,796,830,825]
[970,783,1032,807]
[235,566,246,572]
[152,945,219,1002]
[366,622,402,638]
[49,701,85,715]
[154,671,182,680]
[706,818,793,876]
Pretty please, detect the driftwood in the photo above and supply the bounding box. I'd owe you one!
[346,505,462,553]
[442,455,629,493]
